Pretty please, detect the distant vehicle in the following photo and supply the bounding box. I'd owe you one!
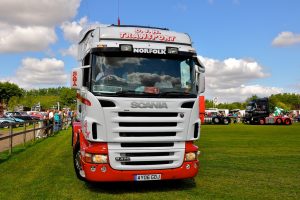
[243,98,292,125]
[5,111,34,121]
[205,108,231,125]
[0,117,15,128]
[28,111,44,120]
[0,115,25,128]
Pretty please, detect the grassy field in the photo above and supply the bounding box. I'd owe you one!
[0,123,299,200]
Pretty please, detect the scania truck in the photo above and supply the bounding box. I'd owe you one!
[71,24,205,182]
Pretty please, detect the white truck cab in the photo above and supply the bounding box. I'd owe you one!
[71,24,205,182]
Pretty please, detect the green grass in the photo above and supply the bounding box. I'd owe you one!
[0,124,299,200]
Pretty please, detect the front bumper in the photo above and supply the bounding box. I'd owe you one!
[82,160,199,182]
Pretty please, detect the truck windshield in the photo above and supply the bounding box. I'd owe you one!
[246,103,255,110]
[90,53,197,98]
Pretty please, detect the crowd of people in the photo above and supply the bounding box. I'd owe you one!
[36,109,76,138]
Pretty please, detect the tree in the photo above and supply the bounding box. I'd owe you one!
[0,82,23,104]
[8,96,20,111]
[59,87,77,108]
[245,95,259,104]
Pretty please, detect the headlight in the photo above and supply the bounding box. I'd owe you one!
[84,153,108,163]
[92,154,108,164]
[185,152,197,161]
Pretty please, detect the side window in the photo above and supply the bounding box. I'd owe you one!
[82,53,90,88]
[180,60,191,88]
[83,53,90,66]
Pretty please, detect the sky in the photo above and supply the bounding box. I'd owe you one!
[0,0,299,103]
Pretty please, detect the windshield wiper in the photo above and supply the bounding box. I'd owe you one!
[159,91,196,98]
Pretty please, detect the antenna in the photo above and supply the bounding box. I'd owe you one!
[117,0,120,26]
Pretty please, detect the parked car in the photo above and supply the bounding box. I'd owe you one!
[5,111,34,121]
[6,115,25,127]
[28,111,44,120]
[0,115,25,128]
[0,117,15,128]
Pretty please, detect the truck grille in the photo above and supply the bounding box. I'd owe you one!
[122,161,171,165]
[108,148,184,170]
[118,112,178,117]
[121,152,173,157]
[119,132,176,137]
[112,111,183,140]
[119,122,177,127]
[121,142,174,148]
[108,110,186,170]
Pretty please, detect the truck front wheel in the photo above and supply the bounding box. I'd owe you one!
[284,118,291,125]
[259,118,265,125]
[223,117,231,125]
[212,117,220,124]
[276,118,283,125]
[73,144,86,181]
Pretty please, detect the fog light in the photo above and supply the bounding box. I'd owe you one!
[185,152,196,161]
[92,154,108,164]
[101,166,107,173]
[91,166,96,172]
[186,164,190,169]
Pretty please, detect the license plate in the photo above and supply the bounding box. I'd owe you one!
[134,174,161,181]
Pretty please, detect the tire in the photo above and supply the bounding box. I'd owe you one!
[284,118,291,125]
[276,118,283,125]
[259,118,265,125]
[71,126,74,147]
[223,118,230,125]
[1,121,10,128]
[212,117,220,124]
[73,144,86,181]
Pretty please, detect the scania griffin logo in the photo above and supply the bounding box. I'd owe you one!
[131,101,168,109]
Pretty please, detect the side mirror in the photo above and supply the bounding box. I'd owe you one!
[198,72,205,94]
[195,65,205,94]
[194,57,205,94]
[71,68,83,90]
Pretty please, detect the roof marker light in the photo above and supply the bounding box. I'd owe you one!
[166,47,178,54]
[120,44,133,52]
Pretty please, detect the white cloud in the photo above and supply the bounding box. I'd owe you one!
[60,44,78,58]
[199,56,283,102]
[0,0,81,27]
[200,56,269,89]
[0,0,81,53]
[12,58,68,88]
[61,17,87,42]
[210,85,283,102]
[60,17,101,58]
[272,31,300,47]
[0,24,57,53]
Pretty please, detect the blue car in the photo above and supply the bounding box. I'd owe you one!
[0,115,25,128]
